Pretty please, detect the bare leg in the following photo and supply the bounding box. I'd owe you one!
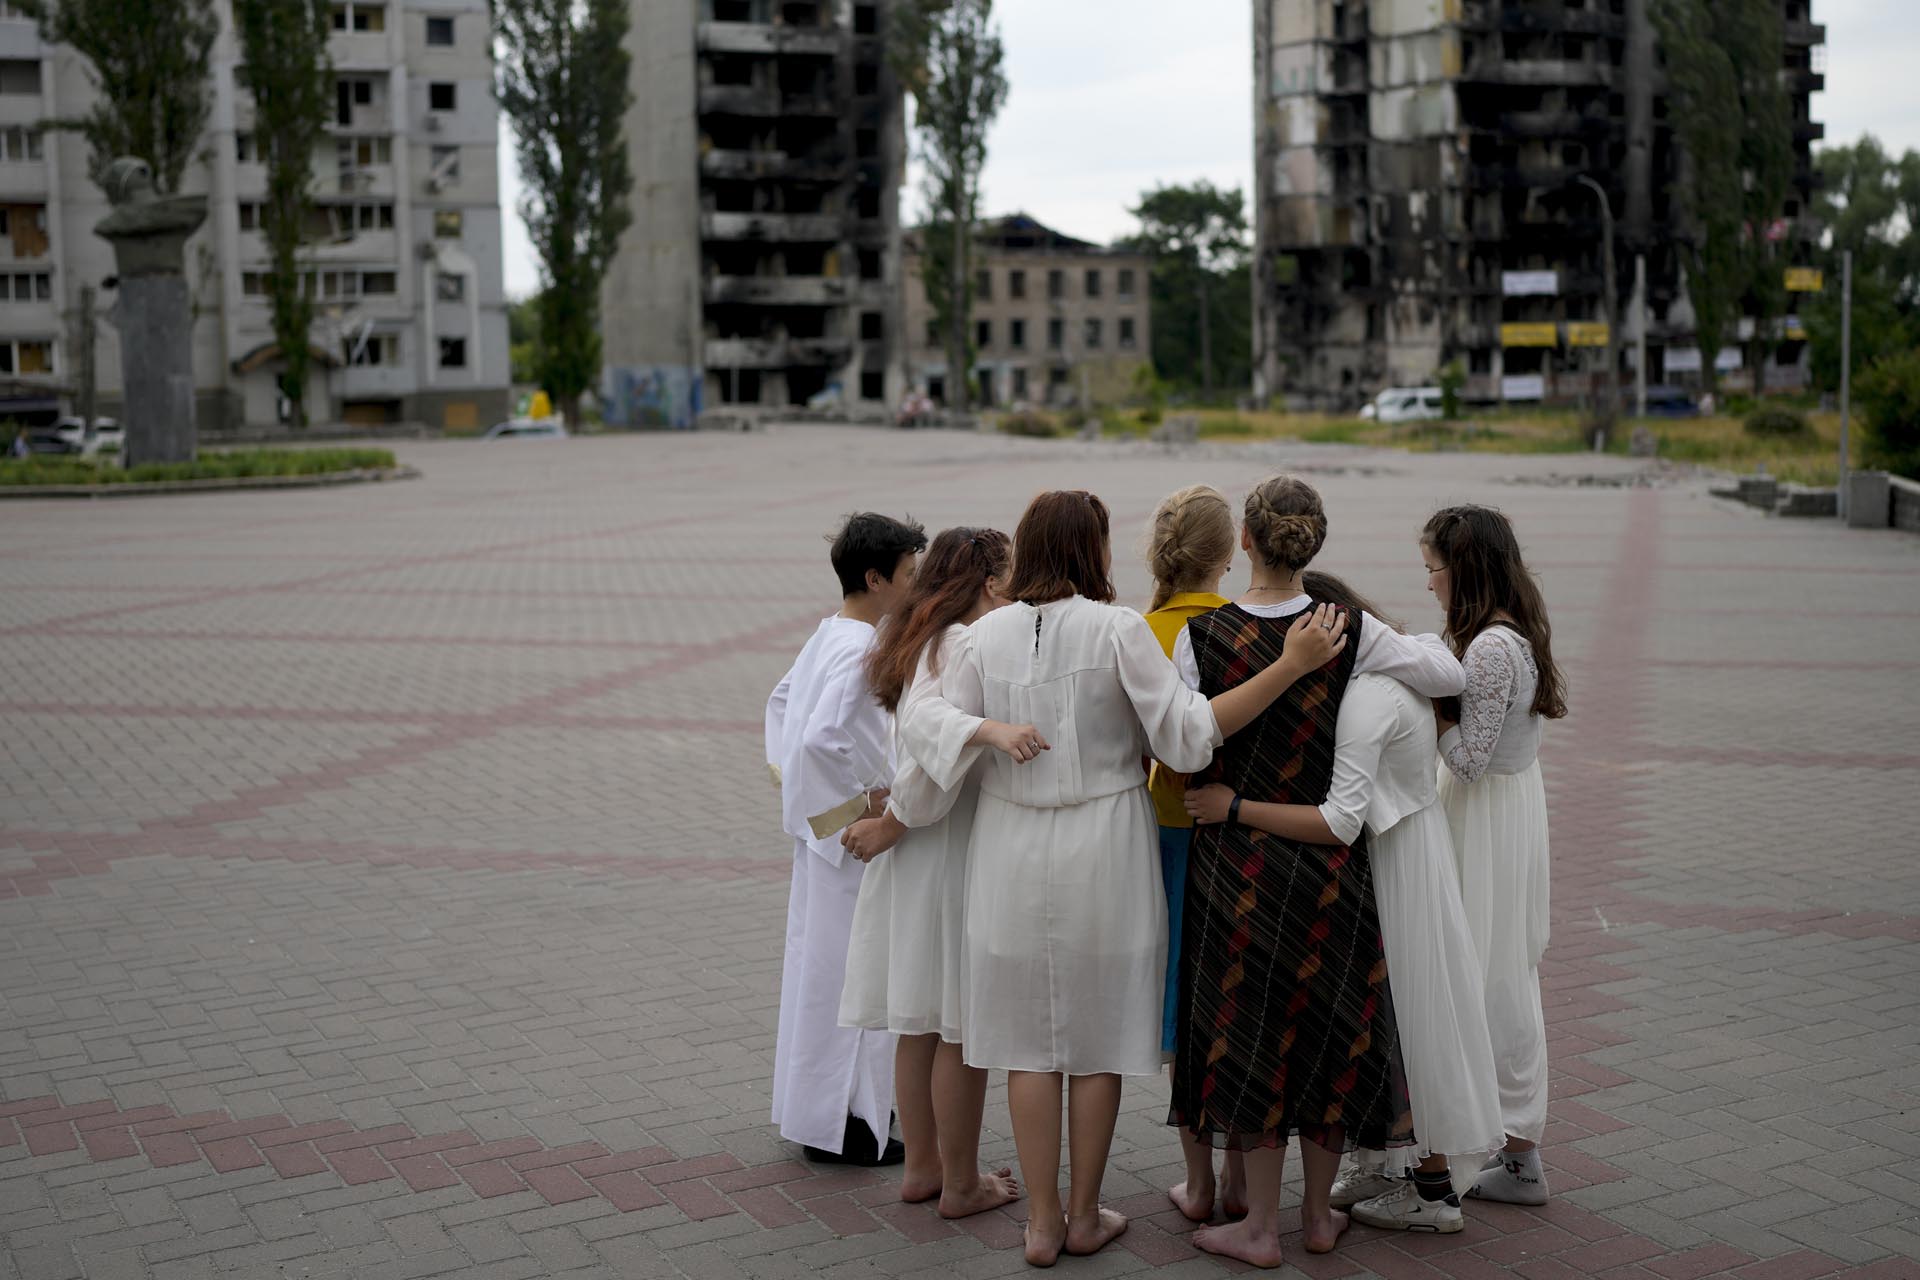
[1062,1073,1128,1255]
[1504,1135,1538,1154]
[1168,1125,1216,1222]
[894,1034,942,1202]
[1222,1148,1248,1218]
[932,1040,1019,1219]
[1193,1146,1286,1269]
[1008,1071,1066,1267]
[1297,1137,1350,1253]
[1418,1153,1449,1175]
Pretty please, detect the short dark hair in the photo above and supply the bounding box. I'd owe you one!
[1004,490,1115,605]
[829,512,927,597]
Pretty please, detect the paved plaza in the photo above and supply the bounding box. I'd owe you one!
[2,426,1917,1280]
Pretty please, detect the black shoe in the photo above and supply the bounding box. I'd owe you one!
[803,1116,904,1167]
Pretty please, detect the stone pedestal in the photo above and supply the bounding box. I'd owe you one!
[1846,470,1891,529]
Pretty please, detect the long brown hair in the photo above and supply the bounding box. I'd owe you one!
[1420,505,1567,719]
[866,526,1012,713]
[1145,484,1235,611]
[1004,490,1115,605]
[1301,570,1400,634]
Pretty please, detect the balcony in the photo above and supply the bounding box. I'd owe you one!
[1493,110,1613,140]
[702,275,851,306]
[1785,68,1825,93]
[700,148,851,183]
[705,336,852,368]
[1783,20,1826,46]
[697,21,842,57]
[1795,120,1826,143]
[1469,161,1576,190]
[697,85,841,118]
[1462,56,1612,89]
[701,211,845,243]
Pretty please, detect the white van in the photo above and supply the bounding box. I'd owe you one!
[1359,387,1445,423]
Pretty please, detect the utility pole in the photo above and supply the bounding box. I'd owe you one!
[1575,175,1620,444]
[1838,250,1852,520]
[77,285,97,436]
[1634,254,1647,419]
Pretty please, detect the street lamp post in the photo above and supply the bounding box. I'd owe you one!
[1575,175,1621,440]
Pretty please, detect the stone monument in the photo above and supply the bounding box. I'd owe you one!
[94,158,207,464]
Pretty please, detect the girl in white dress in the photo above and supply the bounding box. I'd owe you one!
[1184,572,1505,1239]
[1420,505,1568,1206]
[837,527,1030,1219]
[903,490,1351,1267]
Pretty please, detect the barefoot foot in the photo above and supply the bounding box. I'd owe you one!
[1167,1178,1215,1223]
[1024,1213,1066,1267]
[1301,1206,1350,1254]
[938,1167,1020,1219]
[1192,1218,1285,1269]
[1221,1175,1249,1220]
[899,1169,942,1204]
[1064,1206,1128,1255]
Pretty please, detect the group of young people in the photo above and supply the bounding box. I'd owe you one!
[763,476,1566,1269]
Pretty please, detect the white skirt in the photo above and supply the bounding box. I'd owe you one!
[1438,759,1551,1144]
[839,789,978,1043]
[1368,803,1507,1172]
[962,786,1167,1077]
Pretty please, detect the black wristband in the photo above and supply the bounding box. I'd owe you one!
[1228,794,1243,826]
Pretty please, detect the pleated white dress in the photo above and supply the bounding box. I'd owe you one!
[1316,674,1506,1171]
[840,626,984,1043]
[904,596,1223,1078]
[1435,626,1551,1145]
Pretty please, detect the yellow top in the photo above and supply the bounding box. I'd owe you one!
[1144,591,1231,828]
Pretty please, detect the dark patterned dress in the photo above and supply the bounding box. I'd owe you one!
[1167,603,1415,1155]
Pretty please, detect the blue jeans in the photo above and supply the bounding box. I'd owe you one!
[1158,825,1193,1055]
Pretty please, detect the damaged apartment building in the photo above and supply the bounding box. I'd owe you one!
[600,0,906,427]
[1253,0,1825,409]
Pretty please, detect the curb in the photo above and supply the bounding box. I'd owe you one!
[0,464,421,500]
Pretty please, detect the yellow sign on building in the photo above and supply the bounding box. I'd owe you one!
[1564,322,1611,348]
[1500,322,1559,348]
[1785,267,1824,292]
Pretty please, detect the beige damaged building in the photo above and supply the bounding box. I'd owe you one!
[903,214,1153,408]
[1254,0,1824,409]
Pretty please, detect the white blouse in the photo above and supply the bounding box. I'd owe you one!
[905,595,1224,806]
[883,626,982,828]
[1171,594,1465,698]
[1317,674,1441,845]
[1439,626,1542,782]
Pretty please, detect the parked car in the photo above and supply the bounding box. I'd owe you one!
[1640,385,1701,418]
[1359,387,1445,423]
[52,416,123,456]
[483,419,569,440]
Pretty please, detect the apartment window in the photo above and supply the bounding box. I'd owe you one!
[436,273,465,302]
[241,272,267,296]
[853,3,877,34]
[858,248,881,280]
[1119,316,1137,349]
[438,337,466,368]
[425,15,454,44]
[1085,317,1103,348]
[1009,318,1026,350]
[925,319,939,347]
[855,63,878,96]
[1118,268,1136,299]
[0,337,53,373]
[1084,268,1101,298]
[330,3,385,31]
[861,369,884,401]
[0,126,43,162]
[430,145,461,184]
[855,128,877,159]
[860,311,883,341]
[0,272,50,302]
[238,202,259,231]
[0,60,39,95]
[1009,270,1026,299]
[975,269,991,300]
[347,333,399,366]
[434,209,462,238]
[975,319,991,349]
[429,82,456,111]
[1047,269,1065,300]
[1011,367,1028,400]
[362,271,397,294]
[235,133,256,163]
[856,187,880,219]
[1047,318,1064,350]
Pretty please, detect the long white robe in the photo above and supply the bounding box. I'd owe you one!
[765,615,897,1154]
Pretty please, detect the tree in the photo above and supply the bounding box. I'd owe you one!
[1651,0,1790,396]
[892,0,1007,412]
[232,0,331,427]
[508,296,540,387]
[1129,182,1251,399]
[496,0,635,429]
[1805,137,1920,391]
[22,0,216,195]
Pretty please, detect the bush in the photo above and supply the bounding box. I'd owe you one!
[1857,348,1920,477]
[0,448,398,487]
[996,409,1056,438]
[1436,359,1467,421]
[1743,407,1812,438]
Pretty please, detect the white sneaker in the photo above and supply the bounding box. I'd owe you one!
[1329,1160,1403,1209]
[1469,1150,1549,1206]
[1352,1181,1465,1233]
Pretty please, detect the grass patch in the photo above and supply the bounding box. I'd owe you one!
[0,447,399,487]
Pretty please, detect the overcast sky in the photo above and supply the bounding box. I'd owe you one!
[496,0,1919,299]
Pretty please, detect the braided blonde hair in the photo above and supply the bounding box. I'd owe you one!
[1243,474,1327,572]
[1145,484,1236,612]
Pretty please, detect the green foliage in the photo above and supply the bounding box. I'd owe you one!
[496,0,636,426]
[1742,406,1811,438]
[1436,359,1466,421]
[22,0,216,195]
[508,296,540,386]
[996,409,1056,438]
[1857,348,1920,477]
[1129,181,1251,397]
[1805,138,1920,392]
[232,0,331,428]
[892,0,1006,412]
[0,448,397,486]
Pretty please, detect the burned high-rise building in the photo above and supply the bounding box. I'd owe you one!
[600,0,907,427]
[1253,0,1824,410]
